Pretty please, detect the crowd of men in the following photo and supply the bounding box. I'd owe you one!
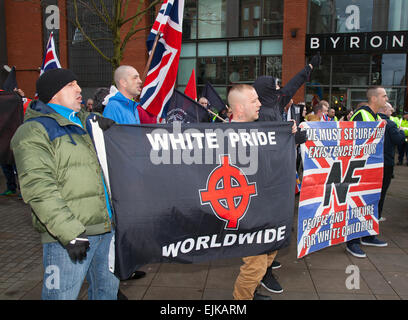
[1,53,407,300]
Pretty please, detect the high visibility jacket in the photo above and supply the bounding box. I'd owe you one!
[400,118,408,137]
[390,116,402,128]
[350,107,381,121]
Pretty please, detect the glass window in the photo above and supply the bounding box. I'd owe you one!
[263,0,284,36]
[66,1,113,87]
[253,6,260,20]
[228,57,260,84]
[305,53,407,115]
[240,0,283,37]
[309,0,408,34]
[229,40,260,56]
[388,0,408,31]
[261,56,282,79]
[331,55,371,86]
[197,57,227,85]
[183,0,197,40]
[309,0,374,33]
[371,54,406,86]
[198,42,227,57]
[198,0,226,39]
[395,88,407,114]
[308,55,331,85]
[243,7,249,21]
[240,0,261,37]
[178,59,196,86]
[261,40,283,55]
[180,43,196,58]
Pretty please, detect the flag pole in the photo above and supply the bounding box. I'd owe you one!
[203,107,228,123]
[141,31,162,87]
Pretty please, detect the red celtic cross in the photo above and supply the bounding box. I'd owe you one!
[199,155,257,230]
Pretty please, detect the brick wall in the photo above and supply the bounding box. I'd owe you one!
[282,0,308,104]
[5,0,43,97]
[119,1,151,76]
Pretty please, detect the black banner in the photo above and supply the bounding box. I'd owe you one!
[101,121,296,280]
[166,89,209,123]
[0,91,23,164]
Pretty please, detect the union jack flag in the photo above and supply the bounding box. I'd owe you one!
[295,171,301,194]
[140,0,184,121]
[322,114,332,121]
[40,32,61,75]
[297,120,386,258]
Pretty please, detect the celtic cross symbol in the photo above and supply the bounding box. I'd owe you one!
[199,155,257,230]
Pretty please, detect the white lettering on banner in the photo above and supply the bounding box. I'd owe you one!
[162,226,287,258]
[146,122,284,175]
[345,5,360,31]
[147,130,276,151]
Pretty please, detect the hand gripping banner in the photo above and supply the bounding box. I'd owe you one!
[297,120,386,258]
[91,120,296,280]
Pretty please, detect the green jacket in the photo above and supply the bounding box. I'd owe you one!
[11,100,112,245]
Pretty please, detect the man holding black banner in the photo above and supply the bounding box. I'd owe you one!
[229,84,296,300]
[11,69,119,299]
[346,86,389,258]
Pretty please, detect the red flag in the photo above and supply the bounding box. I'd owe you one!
[184,69,197,101]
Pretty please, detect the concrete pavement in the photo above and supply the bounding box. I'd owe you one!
[0,165,407,300]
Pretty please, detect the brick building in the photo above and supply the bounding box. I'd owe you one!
[1,0,407,114]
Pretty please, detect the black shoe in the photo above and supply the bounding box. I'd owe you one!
[271,260,281,269]
[128,270,146,280]
[260,269,283,294]
[253,291,272,300]
[117,289,128,300]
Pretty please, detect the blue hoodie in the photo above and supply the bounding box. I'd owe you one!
[103,91,141,124]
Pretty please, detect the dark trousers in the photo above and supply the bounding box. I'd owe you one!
[397,141,408,164]
[347,165,392,246]
[378,165,393,219]
[1,164,17,192]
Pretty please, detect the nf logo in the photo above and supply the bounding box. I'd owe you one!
[199,155,257,230]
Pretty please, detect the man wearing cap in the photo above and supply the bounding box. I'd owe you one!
[11,68,119,300]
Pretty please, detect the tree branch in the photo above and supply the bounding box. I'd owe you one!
[120,0,161,26]
[72,0,112,63]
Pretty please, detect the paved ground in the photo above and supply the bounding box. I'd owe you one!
[0,164,407,300]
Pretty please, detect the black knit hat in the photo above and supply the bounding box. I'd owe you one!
[36,68,78,103]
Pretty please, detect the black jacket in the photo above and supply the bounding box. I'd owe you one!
[378,113,405,167]
[253,66,312,144]
[254,65,312,123]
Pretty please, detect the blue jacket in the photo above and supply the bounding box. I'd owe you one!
[379,113,405,167]
[103,91,141,124]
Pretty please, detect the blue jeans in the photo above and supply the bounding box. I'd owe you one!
[42,231,119,300]
[1,164,17,191]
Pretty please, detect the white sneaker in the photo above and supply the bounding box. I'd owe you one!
[379,217,386,222]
